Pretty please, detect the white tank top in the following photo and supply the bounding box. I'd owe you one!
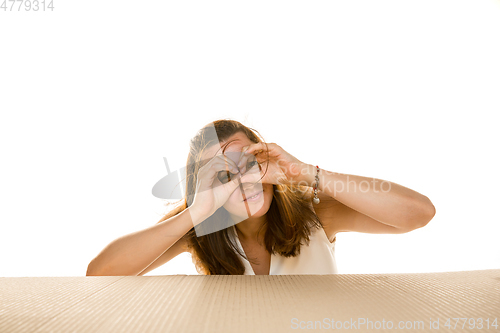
[229,224,339,275]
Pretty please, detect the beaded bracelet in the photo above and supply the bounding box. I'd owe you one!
[313,165,320,204]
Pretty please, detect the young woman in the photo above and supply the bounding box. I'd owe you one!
[86,119,436,276]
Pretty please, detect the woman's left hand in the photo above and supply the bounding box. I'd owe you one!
[237,142,305,186]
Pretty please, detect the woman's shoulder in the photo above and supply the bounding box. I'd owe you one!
[305,190,340,243]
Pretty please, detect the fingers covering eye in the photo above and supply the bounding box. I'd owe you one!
[216,159,262,184]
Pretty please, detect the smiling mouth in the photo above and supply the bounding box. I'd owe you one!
[243,190,263,201]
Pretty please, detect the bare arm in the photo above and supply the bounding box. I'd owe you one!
[86,207,201,276]
[137,236,188,276]
[295,164,436,230]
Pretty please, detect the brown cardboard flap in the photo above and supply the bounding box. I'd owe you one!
[1,270,499,332]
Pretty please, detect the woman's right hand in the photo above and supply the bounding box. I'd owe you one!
[189,153,242,223]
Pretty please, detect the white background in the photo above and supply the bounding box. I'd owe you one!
[1,0,499,277]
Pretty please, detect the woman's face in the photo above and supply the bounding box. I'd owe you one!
[201,132,274,222]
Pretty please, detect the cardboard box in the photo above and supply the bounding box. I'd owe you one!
[1,269,499,332]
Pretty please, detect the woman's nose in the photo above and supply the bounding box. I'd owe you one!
[240,171,262,186]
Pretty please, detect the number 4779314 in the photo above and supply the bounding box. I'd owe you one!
[1,0,54,11]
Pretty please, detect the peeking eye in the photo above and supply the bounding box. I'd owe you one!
[246,160,261,171]
[217,170,237,184]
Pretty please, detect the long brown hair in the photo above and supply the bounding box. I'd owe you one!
[156,119,323,275]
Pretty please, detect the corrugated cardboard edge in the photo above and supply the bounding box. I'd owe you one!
[1,269,498,332]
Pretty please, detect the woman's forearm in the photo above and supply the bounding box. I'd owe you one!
[86,207,199,276]
[295,164,436,229]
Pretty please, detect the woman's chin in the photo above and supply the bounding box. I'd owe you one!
[226,205,268,222]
